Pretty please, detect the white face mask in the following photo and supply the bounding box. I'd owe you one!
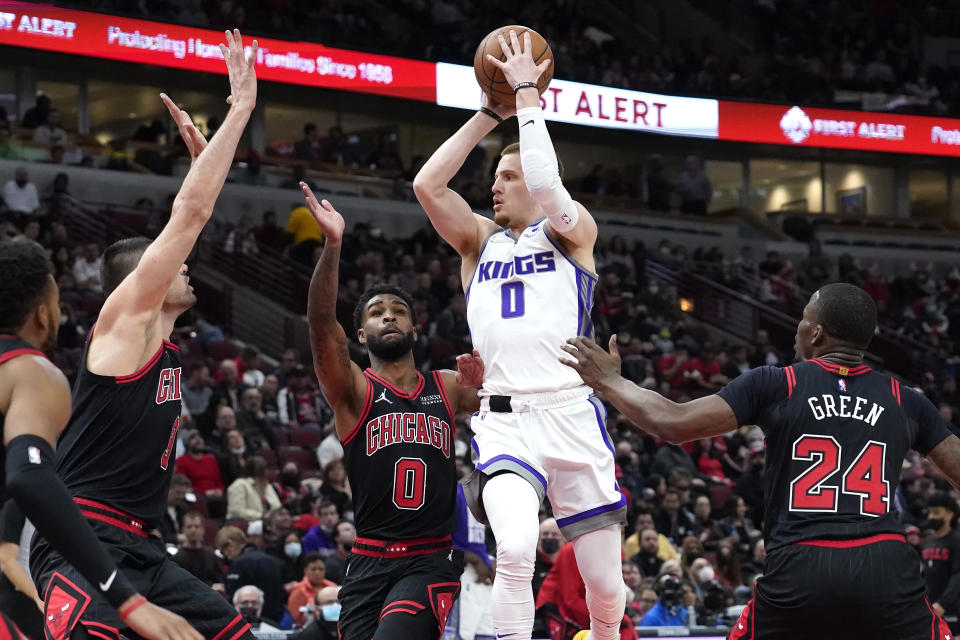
[231,446,246,455]
[696,566,715,583]
[284,542,302,559]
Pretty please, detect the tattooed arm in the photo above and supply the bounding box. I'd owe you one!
[303,185,367,439]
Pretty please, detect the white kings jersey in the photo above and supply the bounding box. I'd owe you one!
[465,218,598,395]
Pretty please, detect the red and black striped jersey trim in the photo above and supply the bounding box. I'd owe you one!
[809,358,871,377]
[341,377,374,447]
[784,365,797,397]
[364,369,425,400]
[890,377,902,406]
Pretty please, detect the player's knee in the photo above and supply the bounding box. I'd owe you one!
[582,568,626,603]
[494,535,537,577]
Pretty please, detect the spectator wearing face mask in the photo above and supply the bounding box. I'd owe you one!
[273,462,309,504]
[290,586,341,639]
[218,428,251,488]
[322,520,356,585]
[217,527,286,623]
[233,584,282,632]
[921,492,960,628]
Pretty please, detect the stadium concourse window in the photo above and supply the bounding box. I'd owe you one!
[0,69,15,122]
[823,163,895,218]
[705,160,742,212]
[909,169,949,219]
[35,81,79,135]
[88,81,222,147]
[748,159,821,214]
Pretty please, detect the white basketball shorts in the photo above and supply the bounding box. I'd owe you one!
[469,387,626,540]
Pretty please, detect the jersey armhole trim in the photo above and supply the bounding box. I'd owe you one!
[341,376,374,446]
[891,377,902,406]
[785,365,797,397]
[433,370,456,426]
[0,347,46,365]
[114,343,165,384]
[464,226,501,302]
[542,222,599,280]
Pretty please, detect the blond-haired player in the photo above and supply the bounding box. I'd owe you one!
[414,30,626,640]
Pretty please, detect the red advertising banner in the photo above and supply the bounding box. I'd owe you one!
[718,101,960,157]
[0,0,437,101]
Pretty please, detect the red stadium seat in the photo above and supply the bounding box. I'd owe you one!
[258,448,277,468]
[710,483,733,510]
[278,446,319,471]
[272,427,290,446]
[205,341,238,361]
[204,519,224,546]
[290,428,322,450]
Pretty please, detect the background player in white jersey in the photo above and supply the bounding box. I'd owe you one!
[414,30,625,640]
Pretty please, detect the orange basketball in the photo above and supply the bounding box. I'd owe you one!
[473,25,554,107]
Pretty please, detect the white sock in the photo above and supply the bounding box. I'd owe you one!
[483,473,541,640]
[572,525,627,640]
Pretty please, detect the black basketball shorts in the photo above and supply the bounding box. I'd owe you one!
[337,535,464,640]
[729,534,951,640]
[30,499,252,640]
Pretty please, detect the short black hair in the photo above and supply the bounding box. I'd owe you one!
[928,491,960,517]
[101,237,152,297]
[0,240,53,332]
[303,552,325,567]
[810,283,878,349]
[352,284,418,332]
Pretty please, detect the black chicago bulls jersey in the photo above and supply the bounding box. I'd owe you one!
[718,358,951,552]
[55,333,183,527]
[0,335,46,503]
[342,369,457,539]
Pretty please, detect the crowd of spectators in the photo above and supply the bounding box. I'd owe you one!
[4,154,960,635]
[60,0,960,116]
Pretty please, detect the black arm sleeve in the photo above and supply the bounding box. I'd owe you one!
[0,499,25,544]
[716,365,788,428]
[902,387,951,455]
[5,434,137,608]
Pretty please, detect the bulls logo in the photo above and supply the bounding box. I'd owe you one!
[156,367,182,404]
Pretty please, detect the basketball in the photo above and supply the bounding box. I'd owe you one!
[474,25,554,107]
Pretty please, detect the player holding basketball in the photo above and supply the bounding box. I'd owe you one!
[30,30,259,640]
[300,183,484,639]
[562,283,960,640]
[414,30,627,640]
[0,241,200,640]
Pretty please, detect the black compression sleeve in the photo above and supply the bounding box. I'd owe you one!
[5,434,137,608]
[0,499,25,544]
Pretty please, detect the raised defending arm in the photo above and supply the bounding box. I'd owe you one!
[302,184,367,437]
[98,30,257,330]
[560,335,738,443]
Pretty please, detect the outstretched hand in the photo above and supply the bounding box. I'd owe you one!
[220,29,258,111]
[455,349,484,388]
[485,30,552,91]
[559,335,622,391]
[160,94,207,164]
[301,182,344,245]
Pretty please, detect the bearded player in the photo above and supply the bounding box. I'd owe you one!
[0,241,200,640]
[414,30,626,640]
[30,30,259,640]
[562,283,958,640]
[301,183,484,639]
